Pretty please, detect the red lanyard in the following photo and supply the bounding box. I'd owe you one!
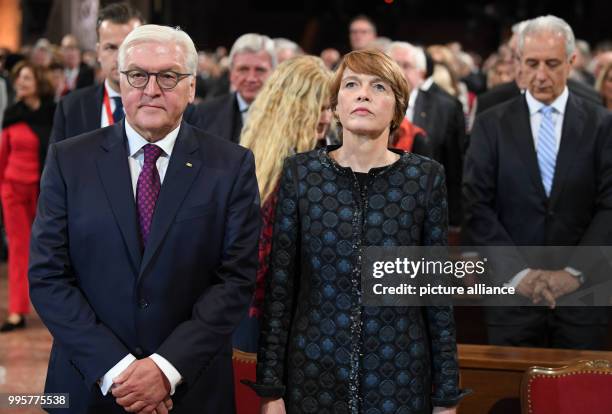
[103,88,115,125]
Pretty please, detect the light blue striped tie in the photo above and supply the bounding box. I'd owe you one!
[536,106,557,197]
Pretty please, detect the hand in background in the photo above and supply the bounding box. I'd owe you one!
[112,357,171,412]
[433,406,457,414]
[261,398,286,414]
[516,269,546,299]
[540,270,581,304]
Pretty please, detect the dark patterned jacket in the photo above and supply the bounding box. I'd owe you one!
[249,147,466,413]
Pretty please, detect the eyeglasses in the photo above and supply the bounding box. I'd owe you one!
[120,69,192,90]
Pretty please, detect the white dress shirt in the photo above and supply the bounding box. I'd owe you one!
[236,92,249,125]
[505,87,581,287]
[99,120,183,396]
[406,77,434,122]
[100,79,123,128]
[525,86,568,151]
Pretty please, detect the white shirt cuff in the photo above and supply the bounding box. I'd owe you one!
[150,353,182,395]
[505,268,531,288]
[99,354,136,396]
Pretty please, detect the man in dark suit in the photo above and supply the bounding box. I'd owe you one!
[464,15,612,349]
[60,34,95,94]
[476,19,601,115]
[49,3,143,144]
[29,24,260,413]
[193,33,275,143]
[387,41,466,227]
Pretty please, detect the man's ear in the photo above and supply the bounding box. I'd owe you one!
[188,76,196,103]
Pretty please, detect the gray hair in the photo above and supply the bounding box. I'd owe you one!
[511,19,530,36]
[385,41,427,72]
[273,38,300,53]
[576,39,591,58]
[118,24,198,75]
[229,33,276,68]
[518,15,575,59]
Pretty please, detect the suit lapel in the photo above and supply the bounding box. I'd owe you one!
[505,96,547,198]
[549,94,584,206]
[96,121,142,273]
[85,84,104,131]
[138,123,202,280]
[412,89,428,129]
[230,93,243,143]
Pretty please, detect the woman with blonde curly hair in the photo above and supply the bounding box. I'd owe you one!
[233,55,333,352]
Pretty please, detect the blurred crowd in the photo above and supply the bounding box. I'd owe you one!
[1,13,611,125]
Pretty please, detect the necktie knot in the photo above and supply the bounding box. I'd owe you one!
[142,144,163,166]
[540,105,554,117]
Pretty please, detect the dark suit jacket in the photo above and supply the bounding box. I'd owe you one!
[50,83,200,144]
[476,79,603,115]
[411,83,466,226]
[192,92,243,143]
[50,83,104,144]
[463,92,612,305]
[29,120,260,413]
[75,62,95,91]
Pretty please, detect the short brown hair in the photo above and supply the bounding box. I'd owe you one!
[330,48,409,133]
[96,2,144,38]
[10,60,53,99]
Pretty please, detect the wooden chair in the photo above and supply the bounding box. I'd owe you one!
[521,359,612,414]
[232,349,260,414]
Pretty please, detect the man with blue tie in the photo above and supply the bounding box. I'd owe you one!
[463,15,612,349]
[29,24,260,413]
[49,2,143,144]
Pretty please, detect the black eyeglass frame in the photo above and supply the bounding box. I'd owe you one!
[120,69,192,90]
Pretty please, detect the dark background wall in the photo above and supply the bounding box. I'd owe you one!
[21,0,612,56]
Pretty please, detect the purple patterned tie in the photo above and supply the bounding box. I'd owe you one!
[137,144,164,247]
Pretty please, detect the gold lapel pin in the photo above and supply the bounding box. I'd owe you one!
[186,162,193,168]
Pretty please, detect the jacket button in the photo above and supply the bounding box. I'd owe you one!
[134,347,144,356]
[138,299,149,309]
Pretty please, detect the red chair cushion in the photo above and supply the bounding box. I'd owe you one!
[528,373,612,414]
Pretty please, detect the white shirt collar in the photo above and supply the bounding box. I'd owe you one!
[125,120,180,158]
[235,92,249,113]
[104,79,121,99]
[525,86,569,116]
[420,77,434,92]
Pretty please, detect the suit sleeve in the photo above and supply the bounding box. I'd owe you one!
[422,163,468,406]
[29,144,131,387]
[156,149,260,386]
[49,99,66,145]
[443,99,466,226]
[569,113,612,280]
[462,115,528,281]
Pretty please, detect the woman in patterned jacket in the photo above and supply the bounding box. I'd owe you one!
[250,49,466,414]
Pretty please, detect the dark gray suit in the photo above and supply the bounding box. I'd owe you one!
[463,92,612,349]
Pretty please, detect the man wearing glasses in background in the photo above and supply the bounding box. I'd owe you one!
[29,24,260,413]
